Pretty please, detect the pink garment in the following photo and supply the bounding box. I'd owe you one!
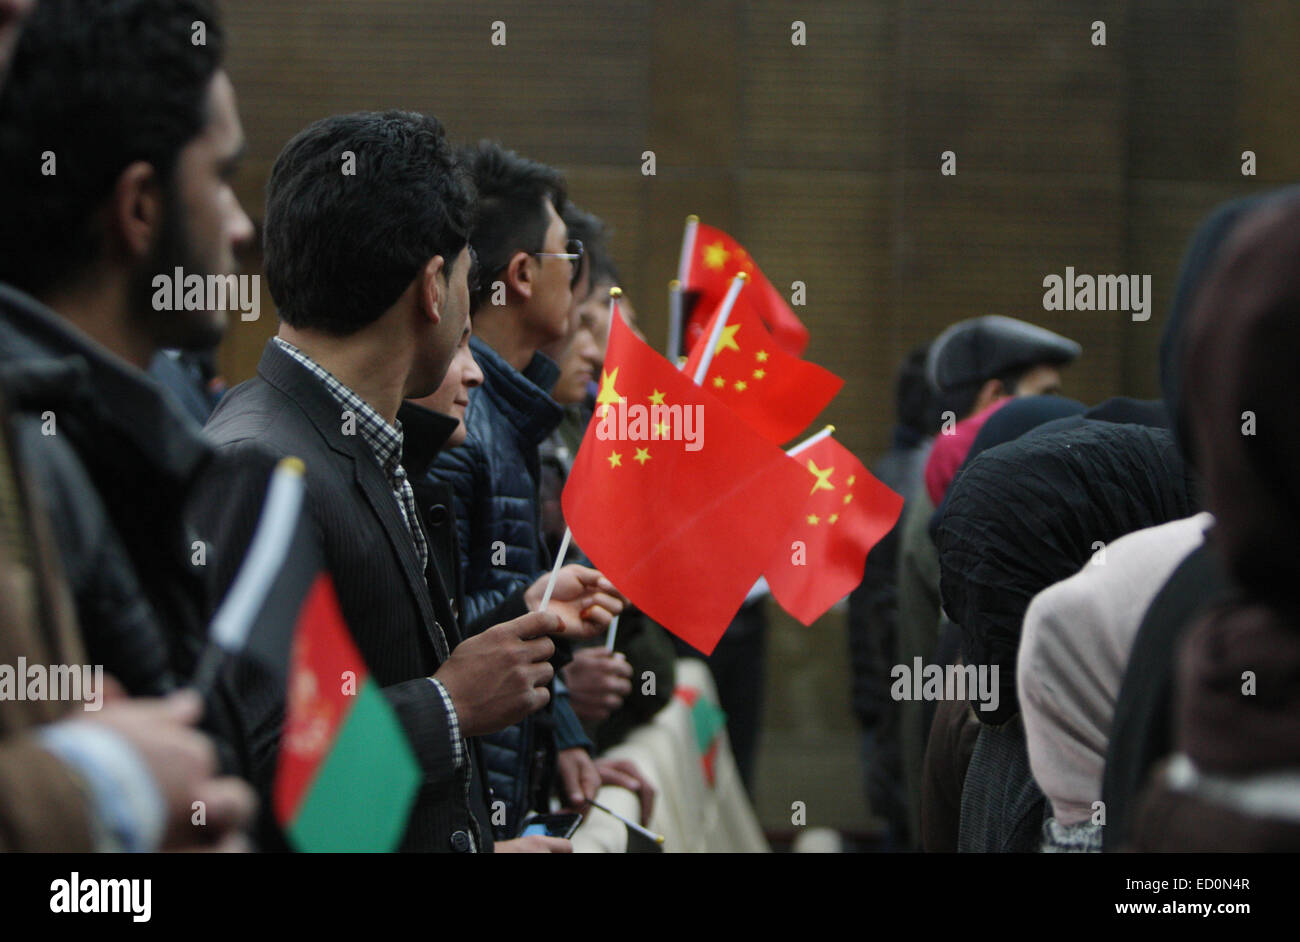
[923,398,1010,505]
[1018,513,1212,826]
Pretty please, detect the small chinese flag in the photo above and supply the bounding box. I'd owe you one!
[764,435,904,626]
[683,222,810,357]
[683,285,843,446]
[561,301,809,654]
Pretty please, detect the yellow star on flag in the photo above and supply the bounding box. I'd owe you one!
[654,420,670,438]
[712,376,726,389]
[734,380,747,392]
[648,389,666,405]
[703,241,730,270]
[607,451,623,469]
[714,324,741,356]
[829,513,839,524]
[596,367,622,417]
[807,514,820,525]
[633,448,651,466]
[807,459,835,495]
[755,350,769,363]
[847,475,856,486]
[753,368,766,380]
[843,492,853,504]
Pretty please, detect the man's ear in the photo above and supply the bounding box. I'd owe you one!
[418,255,445,326]
[110,161,163,261]
[503,250,533,301]
[973,377,1006,414]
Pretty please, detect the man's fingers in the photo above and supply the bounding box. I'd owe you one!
[521,634,556,663]
[194,776,257,835]
[598,768,640,792]
[584,591,624,616]
[161,689,204,725]
[510,611,563,640]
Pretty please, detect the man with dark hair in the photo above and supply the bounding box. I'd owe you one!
[432,142,628,839]
[193,112,607,852]
[0,0,252,692]
[0,0,255,851]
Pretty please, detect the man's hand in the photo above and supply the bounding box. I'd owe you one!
[524,565,625,641]
[556,746,601,810]
[562,648,633,723]
[435,611,561,738]
[86,689,256,852]
[595,757,656,827]
[494,835,573,853]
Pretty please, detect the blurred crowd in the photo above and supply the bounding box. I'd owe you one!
[2,0,1296,855]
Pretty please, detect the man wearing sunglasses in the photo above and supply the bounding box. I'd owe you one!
[430,141,624,843]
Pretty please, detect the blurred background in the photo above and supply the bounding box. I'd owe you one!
[216,0,1300,839]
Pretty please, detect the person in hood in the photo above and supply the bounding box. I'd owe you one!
[1133,194,1300,851]
[934,421,1195,851]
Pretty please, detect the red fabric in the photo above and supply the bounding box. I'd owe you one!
[562,304,809,654]
[683,223,809,357]
[683,287,842,446]
[765,436,904,625]
[272,574,364,826]
[923,398,1010,505]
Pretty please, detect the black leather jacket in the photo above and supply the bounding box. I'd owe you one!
[0,284,212,695]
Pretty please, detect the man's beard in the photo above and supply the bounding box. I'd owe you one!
[127,184,228,353]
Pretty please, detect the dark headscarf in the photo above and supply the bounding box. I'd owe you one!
[937,423,1195,725]
[928,395,1086,538]
[1160,186,1300,463]
[1174,196,1300,774]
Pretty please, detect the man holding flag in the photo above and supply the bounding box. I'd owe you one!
[193,113,604,852]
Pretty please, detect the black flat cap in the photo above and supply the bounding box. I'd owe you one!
[926,315,1081,392]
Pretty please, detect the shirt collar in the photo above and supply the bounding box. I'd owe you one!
[271,336,404,473]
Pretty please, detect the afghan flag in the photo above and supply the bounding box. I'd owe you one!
[764,432,904,626]
[205,458,420,852]
[561,301,809,655]
[683,283,843,446]
[674,685,727,787]
[680,220,810,357]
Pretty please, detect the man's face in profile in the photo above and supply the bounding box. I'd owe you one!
[1014,363,1063,397]
[134,69,255,351]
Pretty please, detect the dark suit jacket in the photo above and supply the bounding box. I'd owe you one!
[191,340,490,852]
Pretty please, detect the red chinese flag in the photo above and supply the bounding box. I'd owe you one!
[683,286,843,445]
[765,436,904,626]
[683,222,809,357]
[562,302,809,654]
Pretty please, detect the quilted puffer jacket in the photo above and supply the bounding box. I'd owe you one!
[429,334,590,838]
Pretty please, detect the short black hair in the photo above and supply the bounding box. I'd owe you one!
[896,345,938,435]
[0,0,225,295]
[563,203,619,291]
[935,361,1040,421]
[264,111,475,336]
[464,140,567,312]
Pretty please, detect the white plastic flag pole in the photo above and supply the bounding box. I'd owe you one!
[604,614,620,651]
[786,424,836,458]
[666,279,683,360]
[691,272,747,385]
[537,527,572,613]
[676,215,699,285]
